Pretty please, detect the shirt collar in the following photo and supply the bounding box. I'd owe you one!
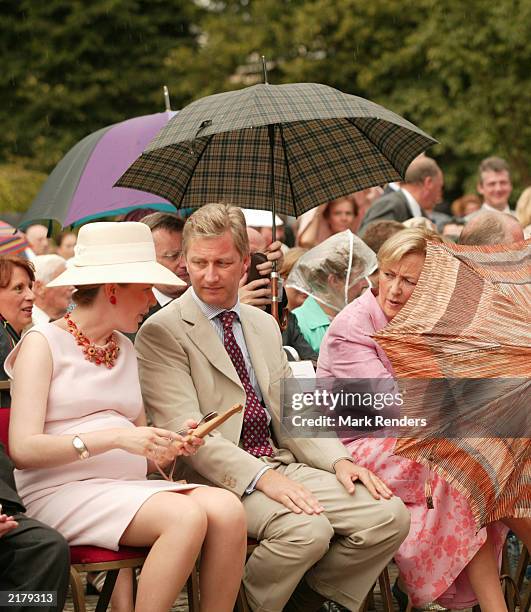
[152,287,173,307]
[481,202,511,214]
[400,187,423,218]
[191,287,241,321]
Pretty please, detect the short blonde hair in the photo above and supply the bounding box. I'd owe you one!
[516,186,531,228]
[378,227,445,269]
[183,203,249,259]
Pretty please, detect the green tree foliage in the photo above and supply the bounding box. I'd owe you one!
[0,0,203,171]
[171,0,531,199]
[1,0,529,215]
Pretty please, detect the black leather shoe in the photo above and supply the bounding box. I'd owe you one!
[392,578,409,612]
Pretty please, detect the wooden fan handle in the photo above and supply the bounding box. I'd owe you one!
[184,404,243,440]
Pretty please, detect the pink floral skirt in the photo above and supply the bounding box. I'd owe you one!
[345,437,508,608]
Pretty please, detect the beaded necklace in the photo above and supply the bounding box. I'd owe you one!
[64,313,119,369]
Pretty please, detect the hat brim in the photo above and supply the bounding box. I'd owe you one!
[47,260,187,287]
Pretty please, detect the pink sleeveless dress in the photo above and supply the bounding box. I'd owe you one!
[5,323,199,550]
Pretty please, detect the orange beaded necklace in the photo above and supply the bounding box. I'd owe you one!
[64,313,119,369]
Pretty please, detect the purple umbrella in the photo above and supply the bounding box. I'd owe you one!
[21,111,177,228]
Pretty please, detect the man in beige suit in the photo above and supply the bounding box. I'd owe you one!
[136,203,409,612]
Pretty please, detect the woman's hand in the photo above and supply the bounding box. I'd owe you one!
[0,512,19,537]
[120,420,204,465]
[168,419,204,459]
[116,427,176,460]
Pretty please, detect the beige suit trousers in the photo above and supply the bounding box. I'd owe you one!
[242,460,410,612]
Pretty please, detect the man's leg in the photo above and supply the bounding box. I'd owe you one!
[242,485,335,612]
[0,513,70,612]
[280,462,410,611]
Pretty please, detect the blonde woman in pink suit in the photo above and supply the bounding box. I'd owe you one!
[318,228,515,611]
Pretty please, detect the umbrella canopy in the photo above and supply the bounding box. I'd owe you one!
[21,112,177,228]
[374,239,531,529]
[116,82,436,216]
[0,220,30,256]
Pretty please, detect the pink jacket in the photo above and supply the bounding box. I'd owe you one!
[317,288,394,380]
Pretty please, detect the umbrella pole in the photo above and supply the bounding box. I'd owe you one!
[267,125,280,324]
[262,56,280,324]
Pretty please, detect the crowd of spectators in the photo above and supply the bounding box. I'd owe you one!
[0,153,528,612]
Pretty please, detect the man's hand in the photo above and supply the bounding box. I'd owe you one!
[238,275,272,309]
[263,240,284,271]
[255,469,325,514]
[0,512,18,537]
[334,459,392,500]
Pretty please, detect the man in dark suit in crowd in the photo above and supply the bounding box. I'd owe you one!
[1,441,70,612]
[359,156,444,232]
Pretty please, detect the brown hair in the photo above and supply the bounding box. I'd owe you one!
[141,212,185,234]
[322,195,359,219]
[0,256,35,289]
[72,284,102,306]
[478,157,511,186]
[183,203,249,259]
[451,194,481,217]
[72,283,132,307]
[360,220,405,255]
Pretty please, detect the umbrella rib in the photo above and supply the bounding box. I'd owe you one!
[278,124,299,216]
[345,117,406,178]
[178,135,213,206]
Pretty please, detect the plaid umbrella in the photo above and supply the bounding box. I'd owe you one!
[115,82,436,216]
[0,220,30,256]
[374,239,531,529]
[20,112,177,228]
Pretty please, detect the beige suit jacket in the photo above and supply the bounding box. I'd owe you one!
[136,289,351,497]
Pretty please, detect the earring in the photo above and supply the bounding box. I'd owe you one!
[109,295,117,305]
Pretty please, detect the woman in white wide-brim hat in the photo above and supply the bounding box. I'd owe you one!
[6,222,247,612]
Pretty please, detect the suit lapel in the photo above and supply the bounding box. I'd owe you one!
[180,291,242,387]
[240,309,271,399]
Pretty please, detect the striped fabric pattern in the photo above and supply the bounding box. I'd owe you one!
[116,83,436,215]
[374,239,531,529]
[0,221,29,255]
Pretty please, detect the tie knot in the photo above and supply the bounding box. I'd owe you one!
[219,310,237,329]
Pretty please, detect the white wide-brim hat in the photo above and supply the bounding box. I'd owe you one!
[242,208,284,228]
[48,222,186,287]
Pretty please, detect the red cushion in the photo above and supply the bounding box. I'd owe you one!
[70,545,148,565]
[0,408,9,456]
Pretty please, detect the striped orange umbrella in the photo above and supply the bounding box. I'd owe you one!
[0,220,30,256]
[374,239,530,529]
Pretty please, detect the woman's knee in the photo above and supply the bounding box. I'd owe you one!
[194,488,247,532]
[147,492,208,539]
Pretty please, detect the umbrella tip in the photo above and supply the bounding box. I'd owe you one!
[261,56,269,85]
[163,85,171,111]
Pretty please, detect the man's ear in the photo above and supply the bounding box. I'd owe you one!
[33,280,45,298]
[476,181,484,196]
[243,253,251,274]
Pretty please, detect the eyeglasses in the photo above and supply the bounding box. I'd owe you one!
[154,412,218,482]
[160,250,183,262]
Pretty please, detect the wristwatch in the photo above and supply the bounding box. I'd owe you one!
[72,435,90,460]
